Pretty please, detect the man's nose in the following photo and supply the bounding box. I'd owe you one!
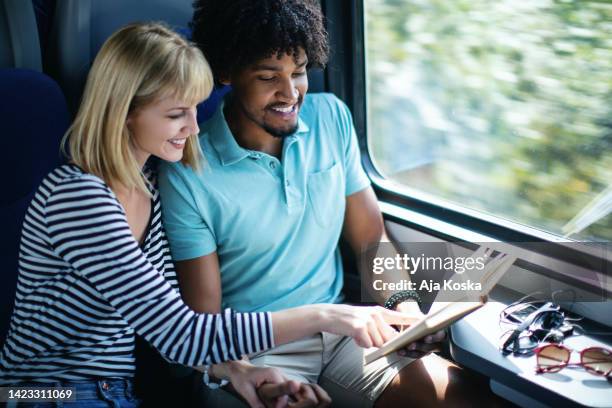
[278,78,299,102]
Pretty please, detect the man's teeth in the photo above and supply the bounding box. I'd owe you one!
[169,139,186,145]
[272,105,295,113]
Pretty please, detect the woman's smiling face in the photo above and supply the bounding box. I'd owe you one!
[127,96,200,166]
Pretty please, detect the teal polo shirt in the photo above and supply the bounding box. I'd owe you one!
[158,93,370,312]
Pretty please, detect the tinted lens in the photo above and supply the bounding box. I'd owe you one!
[540,311,564,329]
[537,345,569,372]
[582,348,612,376]
[537,328,564,343]
[515,334,539,353]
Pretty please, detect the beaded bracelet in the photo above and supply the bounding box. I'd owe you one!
[202,365,229,389]
[384,290,422,310]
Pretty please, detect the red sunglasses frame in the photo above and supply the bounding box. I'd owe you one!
[534,343,612,377]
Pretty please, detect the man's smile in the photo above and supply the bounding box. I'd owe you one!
[268,103,298,119]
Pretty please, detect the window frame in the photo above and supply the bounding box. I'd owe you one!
[320,0,611,291]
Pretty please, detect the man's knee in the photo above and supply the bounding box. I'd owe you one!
[375,354,500,408]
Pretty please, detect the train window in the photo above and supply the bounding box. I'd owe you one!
[364,0,611,242]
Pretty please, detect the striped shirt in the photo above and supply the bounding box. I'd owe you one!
[0,164,273,383]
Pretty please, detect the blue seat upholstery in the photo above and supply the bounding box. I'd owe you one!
[0,69,69,347]
[46,0,195,115]
[32,0,58,63]
[0,0,42,70]
[45,0,324,121]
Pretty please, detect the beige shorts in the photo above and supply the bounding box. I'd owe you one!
[200,333,414,408]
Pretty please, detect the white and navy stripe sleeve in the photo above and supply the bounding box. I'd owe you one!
[0,165,273,383]
[44,172,273,365]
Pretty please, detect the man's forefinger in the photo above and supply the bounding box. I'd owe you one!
[258,381,300,400]
[289,384,318,408]
[310,384,331,407]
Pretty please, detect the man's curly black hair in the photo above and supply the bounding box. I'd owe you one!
[191,0,329,82]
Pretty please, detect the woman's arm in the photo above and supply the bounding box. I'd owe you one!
[46,175,271,366]
[175,254,417,348]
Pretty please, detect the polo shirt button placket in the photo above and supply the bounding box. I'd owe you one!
[284,179,291,206]
[269,161,276,169]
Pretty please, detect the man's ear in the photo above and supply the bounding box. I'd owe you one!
[218,73,232,86]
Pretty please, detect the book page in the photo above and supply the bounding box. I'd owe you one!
[364,248,517,365]
[364,301,483,365]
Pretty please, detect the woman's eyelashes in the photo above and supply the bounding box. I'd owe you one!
[167,111,186,119]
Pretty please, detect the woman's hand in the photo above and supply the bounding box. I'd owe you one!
[271,304,417,348]
[218,360,331,408]
[216,361,295,408]
[316,304,419,348]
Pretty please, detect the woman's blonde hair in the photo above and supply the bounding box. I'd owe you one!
[62,22,212,195]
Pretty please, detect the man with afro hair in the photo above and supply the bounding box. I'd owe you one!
[159,1,503,407]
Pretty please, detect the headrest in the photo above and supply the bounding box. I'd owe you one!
[0,69,69,206]
[0,0,42,70]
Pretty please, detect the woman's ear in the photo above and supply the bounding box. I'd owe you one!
[125,114,133,131]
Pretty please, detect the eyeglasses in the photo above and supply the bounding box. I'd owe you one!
[498,291,584,356]
[535,344,612,378]
[500,302,571,355]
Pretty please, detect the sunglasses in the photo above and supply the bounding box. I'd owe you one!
[500,302,570,355]
[535,343,612,378]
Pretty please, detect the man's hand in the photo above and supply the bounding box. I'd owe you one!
[395,301,446,358]
[220,361,295,408]
[258,382,331,408]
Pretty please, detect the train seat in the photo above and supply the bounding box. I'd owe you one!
[0,0,42,71]
[0,68,69,347]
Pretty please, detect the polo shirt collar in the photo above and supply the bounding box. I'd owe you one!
[295,115,309,134]
[208,100,249,166]
[208,98,309,166]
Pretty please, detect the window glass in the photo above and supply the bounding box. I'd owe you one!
[365,0,611,241]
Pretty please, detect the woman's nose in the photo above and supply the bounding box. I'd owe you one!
[187,109,199,135]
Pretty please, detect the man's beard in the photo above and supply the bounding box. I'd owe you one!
[239,95,302,138]
[262,122,299,138]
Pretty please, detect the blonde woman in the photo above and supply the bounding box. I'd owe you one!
[0,23,410,407]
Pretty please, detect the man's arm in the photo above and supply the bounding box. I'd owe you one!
[342,186,412,304]
[342,186,385,254]
[174,253,222,313]
[342,186,446,357]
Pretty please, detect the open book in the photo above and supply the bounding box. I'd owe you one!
[364,247,517,365]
